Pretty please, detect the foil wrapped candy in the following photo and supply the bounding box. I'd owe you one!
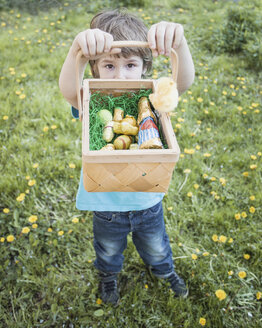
[137,97,163,149]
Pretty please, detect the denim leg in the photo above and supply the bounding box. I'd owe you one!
[93,211,130,274]
[132,202,174,278]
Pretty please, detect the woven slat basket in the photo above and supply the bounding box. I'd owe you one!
[76,41,180,192]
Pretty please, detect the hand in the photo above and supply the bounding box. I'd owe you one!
[71,28,121,59]
[147,21,184,57]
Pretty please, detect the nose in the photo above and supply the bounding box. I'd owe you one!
[114,68,125,79]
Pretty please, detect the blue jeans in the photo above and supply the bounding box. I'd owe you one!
[92,201,174,278]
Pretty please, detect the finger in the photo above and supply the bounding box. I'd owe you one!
[109,48,121,55]
[173,24,184,49]
[165,23,175,56]
[156,23,166,55]
[104,32,113,52]
[147,24,157,50]
[94,29,105,54]
[86,29,96,57]
[76,31,89,57]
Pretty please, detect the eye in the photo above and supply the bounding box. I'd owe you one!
[105,64,114,70]
[127,63,135,69]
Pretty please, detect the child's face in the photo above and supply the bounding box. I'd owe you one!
[96,54,145,79]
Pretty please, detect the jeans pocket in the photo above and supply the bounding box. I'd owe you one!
[148,201,162,215]
[93,211,114,222]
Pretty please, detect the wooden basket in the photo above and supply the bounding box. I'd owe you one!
[76,41,180,192]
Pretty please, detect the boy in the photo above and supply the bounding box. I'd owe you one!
[59,9,194,305]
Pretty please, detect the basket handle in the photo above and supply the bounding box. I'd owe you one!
[76,41,179,120]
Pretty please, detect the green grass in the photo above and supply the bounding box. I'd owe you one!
[0,0,261,327]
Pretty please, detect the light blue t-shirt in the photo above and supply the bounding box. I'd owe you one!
[71,107,164,211]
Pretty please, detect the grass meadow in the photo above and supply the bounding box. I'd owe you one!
[0,0,261,327]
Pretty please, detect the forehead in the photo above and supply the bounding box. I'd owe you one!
[97,54,143,64]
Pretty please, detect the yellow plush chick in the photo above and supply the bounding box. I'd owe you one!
[149,77,179,112]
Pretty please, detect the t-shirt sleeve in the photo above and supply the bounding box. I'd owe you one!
[71,106,79,119]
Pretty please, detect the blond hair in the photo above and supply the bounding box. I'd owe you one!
[89,9,152,78]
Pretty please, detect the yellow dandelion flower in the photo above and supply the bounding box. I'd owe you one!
[0,237,5,243]
[167,207,173,211]
[241,212,247,218]
[197,97,203,103]
[235,213,241,220]
[21,227,30,234]
[228,238,233,243]
[32,163,39,168]
[199,318,206,326]
[145,284,149,289]
[222,91,227,95]
[184,168,191,174]
[204,153,211,157]
[243,254,250,260]
[32,224,38,229]
[47,228,53,232]
[242,171,249,177]
[250,164,257,170]
[43,126,49,132]
[88,259,92,263]
[210,101,215,105]
[51,125,57,129]
[58,230,64,236]
[28,215,38,223]
[72,217,79,223]
[256,292,262,300]
[203,173,208,179]
[69,163,76,169]
[194,184,199,189]
[197,120,202,125]
[210,177,216,181]
[250,155,257,160]
[7,235,15,242]
[21,73,27,78]
[237,106,243,111]
[219,235,227,243]
[215,289,227,301]
[196,145,201,150]
[212,234,218,242]
[187,192,193,198]
[184,148,195,154]
[3,115,8,120]
[28,179,36,186]
[228,270,234,276]
[203,252,209,256]
[19,94,26,99]
[175,123,181,129]
[219,178,226,186]
[238,271,247,279]
[1,22,6,27]
[3,208,10,213]
[257,152,261,157]
[249,206,255,213]
[25,176,30,180]
[96,298,102,305]
[16,193,25,202]
[192,254,198,260]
